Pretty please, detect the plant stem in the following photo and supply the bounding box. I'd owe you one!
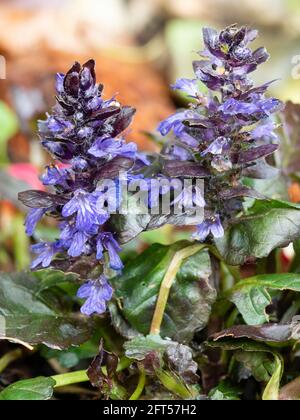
[129,369,146,400]
[150,243,204,335]
[0,349,23,374]
[116,356,131,373]
[51,357,131,389]
[52,370,89,388]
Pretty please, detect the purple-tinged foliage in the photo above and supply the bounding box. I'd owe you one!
[158,24,283,242]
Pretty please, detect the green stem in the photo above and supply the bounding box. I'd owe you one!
[52,370,89,388]
[150,243,205,335]
[0,349,23,374]
[116,356,131,373]
[51,357,131,389]
[129,369,146,400]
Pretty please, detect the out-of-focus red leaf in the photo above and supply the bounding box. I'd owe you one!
[7,163,44,190]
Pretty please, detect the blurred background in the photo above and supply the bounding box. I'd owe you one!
[0,0,300,272]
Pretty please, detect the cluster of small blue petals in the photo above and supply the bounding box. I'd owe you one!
[158,25,283,242]
[21,60,145,315]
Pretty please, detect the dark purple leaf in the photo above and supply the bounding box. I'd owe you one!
[165,343,199,385]
[253,47,270,65]
[211,323,299,344]
[18,190,68,209]
[63,62,81,97]
[87,340,119,389]
[94,157,134,180]
[83,59,96,84]
[236,144,278,164]
[163,160,210,178]
[110,106,136,137]
[220,186,265,200]
[88,106,121,122]
[233,27,246,45]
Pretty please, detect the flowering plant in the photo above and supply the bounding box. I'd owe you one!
[2,25,300,401]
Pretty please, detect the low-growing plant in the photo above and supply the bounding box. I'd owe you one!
[1,24,300,401]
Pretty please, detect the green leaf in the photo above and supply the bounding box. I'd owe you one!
[208,339,283,400]
[33,269,79,293]
[41,340,99,369]
[0,271,92,349]
[243,176,289,201]
[111,193,205,245]
[111,241,216,342]
[0,101,19,164]
[125,334,199,385]
[223,273,300,325]
[0,377,55,401]
[124,334,173,361]
[262,353,283,401]
[216,199,300,266]
[209,381,241,400]
[155,369,197,399]
[235,351,275,382]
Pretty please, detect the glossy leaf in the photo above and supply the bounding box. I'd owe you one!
[223,273,300,325]
[0,271,92,349]
[111,242,216,342]
[216,200,300,266]
[208,339,283,400]
[209,381,241,400]
[211,323,300,345]
[0,377,55,401]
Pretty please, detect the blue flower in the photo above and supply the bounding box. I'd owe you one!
[31,241,63,269]
[173,184,206,209]
[25,208,47,236]
[171,78,199,97]
[220,98,282,117]
[167,144,193,161]
[19,59,143,315]
[201,137,231,156]
[68,231,90,258]
[193,215,224,242]
[158,111,190,137]
[88,137,137,161]
[41,165,70,188]
[96,232,123,270]
[71,157,89,172]
[62,189,108,231]
[77,275,113,316]
[251,121,278,142]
